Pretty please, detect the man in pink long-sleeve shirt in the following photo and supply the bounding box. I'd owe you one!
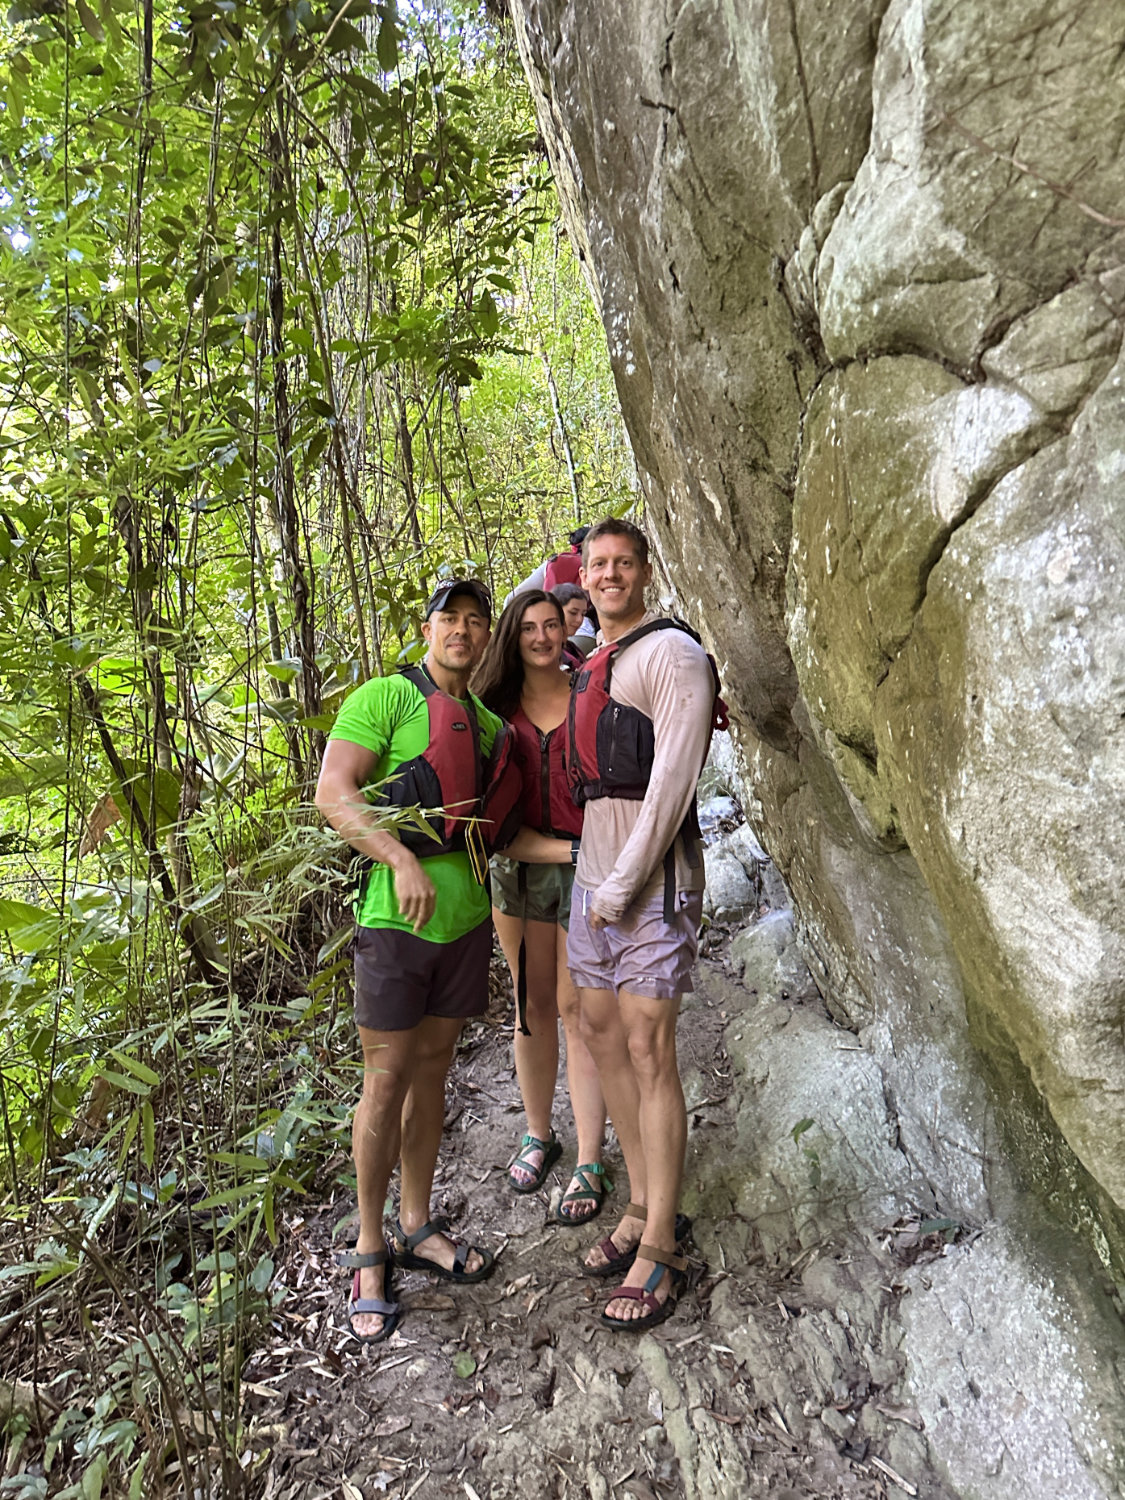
[566,518,716,1330]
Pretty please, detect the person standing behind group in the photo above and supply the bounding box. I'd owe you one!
[550,581,595,664]
[473,591,612,1224]
[507,527,597,647]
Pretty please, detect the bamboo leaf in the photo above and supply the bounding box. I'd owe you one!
[141,1101,155,1168]
[375,4,397,70]
[109,1050,160,1088]
[0,898,58,952]
[75,0,105,42]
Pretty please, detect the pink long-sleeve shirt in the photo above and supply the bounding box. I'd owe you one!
[577,613,716,923]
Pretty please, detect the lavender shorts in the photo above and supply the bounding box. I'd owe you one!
[566,885,703,999]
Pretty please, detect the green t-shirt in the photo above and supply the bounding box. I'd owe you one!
[327,671,503,943]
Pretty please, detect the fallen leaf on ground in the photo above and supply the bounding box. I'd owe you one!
[530,1322,553,1350]
[406,1291,456,1311]
[373,1414,412,1438]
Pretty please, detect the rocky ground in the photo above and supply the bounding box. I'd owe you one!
[237,788,1125,1500]
[239,940,960,1500]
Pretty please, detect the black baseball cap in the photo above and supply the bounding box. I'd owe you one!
[423,579,492,622]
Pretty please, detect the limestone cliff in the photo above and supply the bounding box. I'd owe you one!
[513,5,1125,1476]
[511,1,1125,1486]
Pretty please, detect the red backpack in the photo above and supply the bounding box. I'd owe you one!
[542,546,583,591]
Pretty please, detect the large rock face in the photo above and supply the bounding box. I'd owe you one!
[510,0,1124,1229]
[511,0,1125,1485]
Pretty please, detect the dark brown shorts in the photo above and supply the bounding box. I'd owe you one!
[353,921,493,1032]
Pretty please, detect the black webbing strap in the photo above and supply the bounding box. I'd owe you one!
[515,862,531,1036]
[516,935,530,1037]
[662,799,702,924]
[663,844,677,925]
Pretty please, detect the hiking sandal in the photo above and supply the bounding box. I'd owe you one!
[335,1245,401,1345]
[508,1129,563,1194]
[393,1217,496,1283]
[551,1162,613,1224]
[582,1207,691,1278]
[600,1243,687,1332]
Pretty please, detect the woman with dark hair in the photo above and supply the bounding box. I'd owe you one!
[550,581,594,665]
[473,591,611,1223]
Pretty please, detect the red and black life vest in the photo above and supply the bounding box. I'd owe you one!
[510,706,584,839]
[566,618,729,917]
[375,667,523,858]
[542,545,583,591]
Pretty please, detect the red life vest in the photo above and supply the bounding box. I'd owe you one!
[543,546,583,591]
[567,619,728,808]
[376,667,523,858]
[566,619,728,918]
[510,707,584,839]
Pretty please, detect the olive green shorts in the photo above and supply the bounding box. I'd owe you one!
[490,856,574,929]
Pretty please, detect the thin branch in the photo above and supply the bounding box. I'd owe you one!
[934,110,1125,229]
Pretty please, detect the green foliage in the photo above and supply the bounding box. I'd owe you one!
[0,0,633,1491]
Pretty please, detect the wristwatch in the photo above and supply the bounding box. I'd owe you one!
[570,838,581,866]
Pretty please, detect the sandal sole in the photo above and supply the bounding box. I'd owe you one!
[600,1295,678,1332]
[396,1248,496,1284]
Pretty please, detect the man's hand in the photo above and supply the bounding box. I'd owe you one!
[588,910,609,932]
[392,852,436,932]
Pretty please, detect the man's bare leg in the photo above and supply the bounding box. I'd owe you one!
[602,988,686,1320]
[351,1024,421,1338]
[397,1014,486,1274]
[577,984,648,1266]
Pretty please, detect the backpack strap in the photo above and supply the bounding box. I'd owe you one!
[610,621,729,732]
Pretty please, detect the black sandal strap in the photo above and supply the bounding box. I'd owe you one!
[350,1296,400,1316]
[395,1217,446,1252]
[336,1247,391,1269]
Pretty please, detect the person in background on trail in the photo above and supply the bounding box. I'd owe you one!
[506,526,596,646]
[550,581,596,664]
[566,518,719,1331]
[315,580,571,1345]
[472,591,612,1225]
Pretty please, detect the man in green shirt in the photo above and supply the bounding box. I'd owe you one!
[316,580,570,1344]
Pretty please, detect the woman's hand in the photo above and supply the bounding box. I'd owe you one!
[503,827,574,864]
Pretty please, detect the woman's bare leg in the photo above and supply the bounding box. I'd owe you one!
[493,908,560,1184]
[556,927,608,1219]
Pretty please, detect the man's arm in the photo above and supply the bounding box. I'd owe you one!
[315,738,436,933]
[504,827,574,864]
[502,561,547,607]
[590,638,716,924]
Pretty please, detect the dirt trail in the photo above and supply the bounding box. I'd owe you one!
[241,947,952,1500]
